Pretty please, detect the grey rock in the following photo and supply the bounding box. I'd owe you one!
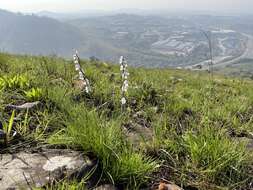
[0,149,93,189]
[94,184,118,190]
[6,102,40,110]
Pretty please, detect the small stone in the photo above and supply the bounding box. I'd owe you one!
[158,182,183,190]
[94,184,118,190]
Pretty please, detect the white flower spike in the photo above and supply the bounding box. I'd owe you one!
[73,50,91,93]
[119,56,129,109]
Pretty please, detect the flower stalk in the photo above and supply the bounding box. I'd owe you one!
[73,50,91,93]
[120,56,129,111]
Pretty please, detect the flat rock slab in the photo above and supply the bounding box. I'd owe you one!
[6,101,40,110]
[0,149,91,189]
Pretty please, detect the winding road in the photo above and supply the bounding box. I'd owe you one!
[186,33,253,70]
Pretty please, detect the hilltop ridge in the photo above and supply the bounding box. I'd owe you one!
[0,53,253,189]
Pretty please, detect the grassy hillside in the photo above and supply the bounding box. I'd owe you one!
[0,53,253,189]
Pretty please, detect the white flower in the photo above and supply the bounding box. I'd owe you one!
[122,86,126,92]
[73,55,78,61]
[85,79,90,86]
[79,76,84,80]
[75,64,80,71]
[121,97,127,105]
[79,72,84,80]
[122,72,129,79]
[119,56,124,64]
[122,80,129,92]
[124,80,128,86]
[85,86,89,93]
[122,74,128,79]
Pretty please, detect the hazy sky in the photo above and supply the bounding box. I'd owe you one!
[1,0,252,13]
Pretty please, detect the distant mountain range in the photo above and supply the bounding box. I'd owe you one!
[0,9,83,57]
[36,10,111,20]
[1,9,253,70]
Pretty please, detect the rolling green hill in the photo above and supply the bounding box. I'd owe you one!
[0,53,253,189]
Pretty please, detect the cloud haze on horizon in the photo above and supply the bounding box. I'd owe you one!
[0,0,252,13]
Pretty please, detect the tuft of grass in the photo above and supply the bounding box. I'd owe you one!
[181,127,251,187]
[34,180,87,190]
[158,126,252,189]
[109,152,158,188]
[50,106,158,188]
[2,110,15,143]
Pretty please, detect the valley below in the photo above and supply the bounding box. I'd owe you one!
[1,9,253,76]
[187,33,253,70]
